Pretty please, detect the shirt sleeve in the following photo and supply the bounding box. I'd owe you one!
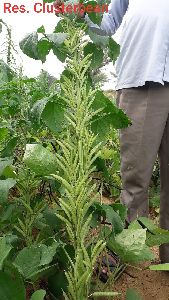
[85,0,129,36]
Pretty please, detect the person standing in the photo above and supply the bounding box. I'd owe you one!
[87,0,169,263]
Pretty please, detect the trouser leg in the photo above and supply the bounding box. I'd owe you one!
[159,114,169,262]
[117,83,169,222]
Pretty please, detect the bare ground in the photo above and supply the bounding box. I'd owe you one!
[115,261,169,300]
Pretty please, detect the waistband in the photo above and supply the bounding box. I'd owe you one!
[145,81,169,88]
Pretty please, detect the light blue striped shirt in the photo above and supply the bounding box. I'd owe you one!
[86,0,169,90]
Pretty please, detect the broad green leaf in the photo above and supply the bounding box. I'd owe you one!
[40,242,58,266]
[0,269,26,300]
[102,204,124,234]
[112,203,128,223]
[108,38,120,63]
[28,264,56,282]
[13,244,58,280]
[23,144,58,176]
[1,204,16,222]
[137,217,157,232]
[52,45,67,62]
[88,28,109,47]
[1,136,18,158]
[128,220,142,230]
[84,42,104,69]
[13,247,41,279]
[31,97,49,126]
[100,148,115,160]
[126,288,142,300]
[136,218,169,247]
[0,237,12,269]
[146,230,169,247]
[91,90,130,142]
[37,38,52,63]
[30,290,46,300]
[37,25,45,33]
[2,165,16,179]
[149,264,169,271]
[108,229,154,264]
[0,60,15,83]
[0,127,8,142]
[0,178,16,203]
[62,0,80,19]
[0,157,13,176]
[48,271,68,297]
[42,101,65,133]
[95,157,110,181]
[84,1,104,25]
[19,32,39,60]
[54,20,65,33]
[46,33,68,46]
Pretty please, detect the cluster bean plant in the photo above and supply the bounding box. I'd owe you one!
[1,5,169,300]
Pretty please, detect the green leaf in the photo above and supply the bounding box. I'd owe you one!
[19,32,39,60]
[2,165,16,179]
[0,60,15,83]
[85,1,103,25]
[37,38,52,63]
[40,242,58,266]
[128,220,142,230]
[1,204,16,222]
[13,244,57,280]
[136,218,169,247]
[149,264,169,271]
[0,237,12,269]
[31,97,49,126]
[42,101,65,133]
[30,290,46,300]
[126,288,142,300]
[20,32,53,62]
[23,144,58,176]
[54,20,65,33]
[48,271,68,297]
[52,45,67,62]
[46,33,68,46]
[13,247,41,279]
[28,264,56,282]
[0,178,16,203]
[0,269,26,300]
[108,229,155,264]
[91,91,130,142]
[137,217,157,232]
[37,25,45,33]
[84,42,104,69]
[1,136,18,158]
[112,203,128,223]
[88,29,109,47]
[146,230,169,247]
[108,38,120,63]
[0,158,13,176]
[0,127,8,142]
[102,204,124,234]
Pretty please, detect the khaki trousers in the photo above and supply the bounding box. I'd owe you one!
[117,82,169,262]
